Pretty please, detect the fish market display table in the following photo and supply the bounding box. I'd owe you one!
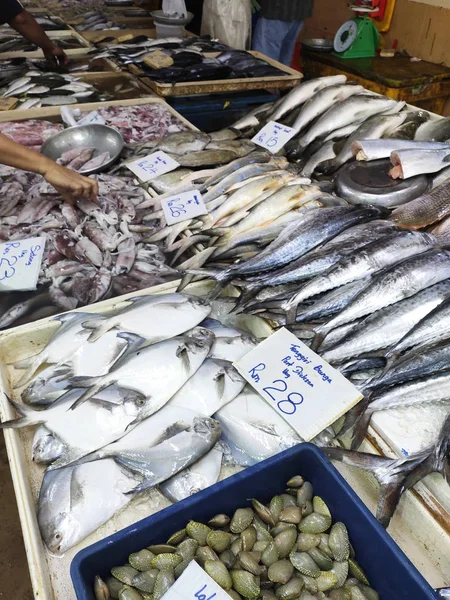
[301,50,450,115]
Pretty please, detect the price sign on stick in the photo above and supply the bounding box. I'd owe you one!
[160,561,230,600]
[252,121,297,154]
[162,189,208,226]
[235,328,362,441]
[126,151,180,182]
[0,237,46,292]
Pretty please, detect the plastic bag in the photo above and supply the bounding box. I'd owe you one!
[201,0,252,50]
[162,0,187,18]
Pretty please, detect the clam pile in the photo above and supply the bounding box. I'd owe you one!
[94,475,378,600]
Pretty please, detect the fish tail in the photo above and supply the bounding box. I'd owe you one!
[376,482,404,529]
[232,283,263,313]
[169,235,212,265]
[0,395,41,429]
[177,274,195,292]
[8,354,35,370]
[12,357,42,387]
[351,409,373,450]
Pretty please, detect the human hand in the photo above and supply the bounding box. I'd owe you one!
[43,44,67,67]
[42,162,99,205]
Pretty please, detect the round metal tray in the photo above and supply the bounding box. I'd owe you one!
[302,38,333,52]
[335,159,430,208]
[150,10,194,26]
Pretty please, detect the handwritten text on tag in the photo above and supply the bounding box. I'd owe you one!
[0,237,46,292]
[77,111,106,126]
[160,561,230,600]
[126,151,179,182]
[252,121,297,154]
[235,328,362,441]
[162,189,208,226]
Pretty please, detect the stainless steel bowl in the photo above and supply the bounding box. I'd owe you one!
[151,10,194,26]
[302,38,334,52]
[40,124,124,175]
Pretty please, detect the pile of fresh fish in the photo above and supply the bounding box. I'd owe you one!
[1,293,268,550]
[0,119,63,149]
[139,49,287,84]
[56,146,111,172]
[0,15,68,32]
[0,56,107,81]
[0,71,111,108]
[0,168,182,327]
[96,474,378,600]
[93,35,230,69]
[71,11,126,31]
[0,34,84,53]
[88,102,188,144]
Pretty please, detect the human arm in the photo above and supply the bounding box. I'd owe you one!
[0,133,98,204]
[8,9,67,66]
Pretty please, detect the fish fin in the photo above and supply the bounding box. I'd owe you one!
[232,283,263,313]
[115,332,146,358]
[176,343,191,372]
[214,369,226,400]
[0,395,41,429]
[350,408,373,449]
[376,481,404,529]
[156,421,190,444]
[51,311,92,325]
[168,235,211,265]
[324,446,393,471]
[82,319,114,342]
[444,154,450,163]
[124,478,156,495]
[68,381,116,410]
[8,354,35,369]
[46,449,85,472]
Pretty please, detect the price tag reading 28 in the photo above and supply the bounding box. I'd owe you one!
[126,150,180,182]
[162,189,208,226]
[252,120,297,154]
[234,328,362,441]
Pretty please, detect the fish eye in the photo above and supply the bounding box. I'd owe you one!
[137,398,145,406]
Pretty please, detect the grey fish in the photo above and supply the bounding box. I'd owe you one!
[387,295,450,356]
[283,230,438,324]
[385,110,430,140]
[352,139,450,162]
[230,102,274,130]
[366,338,450,392]
[206,139,256,158]
[174,150,240,168]
[295,96,400,153]
[318,112,407,174]
[324,446,430,528]
[41,96,78,106]
[352,372,450,449]
[322,279,450,364]
[202,158,274,202]
[114,416,222,493]
[415,116,450,142]
[155,132,211,155]
[199,206,387,299]
[300,140,336,177]
[315,249,450,334]
[151,168,193,194]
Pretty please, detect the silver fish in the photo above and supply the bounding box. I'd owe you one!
[269,75,347,122]
[114,416,222,493]
[69,327,214,409]
[389,147,450,179]
[38,458,141,553]
[160,445,223,502]
[283,230,437,323]
[300,140,336,177]
[352,139,449,161]
[415,116,450,142]
[168,358,245,415]
[155,131,211,155]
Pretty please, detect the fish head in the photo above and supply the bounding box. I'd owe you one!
[192,416,222,442]
[32,426,65,464]
[185,326,215,354]
[121,387,149,413]
[21,365,71,405]
[43,510,81,554]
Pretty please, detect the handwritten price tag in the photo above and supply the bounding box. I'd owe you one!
[162,189,208,226]
[77,110,106,126]
[252,120,297,154]
[161,561,230,600]
[126,150,179,183]
[0,237,46,292]
[234,328,362,441]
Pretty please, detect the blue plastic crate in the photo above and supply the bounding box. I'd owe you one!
[71,443,438,600]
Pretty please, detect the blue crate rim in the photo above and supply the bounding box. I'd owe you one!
[70,443,439,599]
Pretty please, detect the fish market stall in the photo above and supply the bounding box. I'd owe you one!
[0,282,448,600]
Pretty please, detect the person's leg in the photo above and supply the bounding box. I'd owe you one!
[252,17,292,62]
[279,19,304,66]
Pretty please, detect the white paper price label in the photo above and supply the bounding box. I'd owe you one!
[162,189,208,225]
[77,110,106,126]
[0,237,46,292]
[252,120,297,153]
[161,561,230,600]
[126,151,180,183]
[235,328,362,441]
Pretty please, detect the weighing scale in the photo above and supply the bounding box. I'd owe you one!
[333,3,381,59]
